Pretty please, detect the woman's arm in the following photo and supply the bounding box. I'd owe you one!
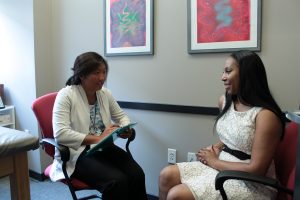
[199,109,282,176]
[104,89,132,138]
[213,141,224,151]
[81,124,119,145]
[102,88,130,126]
[197,95,225,163]
[53,89,86,149]
[198,141,224,164]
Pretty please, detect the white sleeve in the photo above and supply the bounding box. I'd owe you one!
[106,89,131,127]
[52,88,86,150]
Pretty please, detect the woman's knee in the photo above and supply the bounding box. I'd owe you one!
[167,184,194,200]
[108,172,128,190]
[167,187,182,200]
[128,162,146,183]
[135,164,146,179]
[99,173,129,199]
[159,165,180,187]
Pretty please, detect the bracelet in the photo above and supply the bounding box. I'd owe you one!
[213,143,224,151]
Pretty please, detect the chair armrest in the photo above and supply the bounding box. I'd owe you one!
[125,128,136,158]
[286,112,300,124]
[40,138,72,184]
[215,170,294,200]
[40,138,70,162]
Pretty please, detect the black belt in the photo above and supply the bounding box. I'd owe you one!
[222,145,251,160]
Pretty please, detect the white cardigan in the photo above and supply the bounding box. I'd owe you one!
[50,85,130,181]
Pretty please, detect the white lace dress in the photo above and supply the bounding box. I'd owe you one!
[177,103,277,200]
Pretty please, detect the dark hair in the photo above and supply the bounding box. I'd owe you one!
[215,50,285,139]
[66,52,108,86]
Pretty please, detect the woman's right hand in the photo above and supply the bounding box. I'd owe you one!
[197,143,223,162]
[83,124,119,145]
[99,124,119,138]
[196,145,213,163]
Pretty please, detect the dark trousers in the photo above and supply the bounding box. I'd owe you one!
[72,144,147,200]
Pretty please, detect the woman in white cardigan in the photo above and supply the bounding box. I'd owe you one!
[51,52,147,200]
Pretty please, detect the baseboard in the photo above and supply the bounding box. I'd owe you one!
[147,194,158,200]
[29,170,47,181]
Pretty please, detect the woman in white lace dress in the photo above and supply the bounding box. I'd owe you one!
[159,50,285,200]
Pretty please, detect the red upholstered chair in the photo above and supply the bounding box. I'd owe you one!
[32,92,136,200]
[215,114,298,200]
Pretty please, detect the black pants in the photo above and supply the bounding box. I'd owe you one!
[72,144,147,200]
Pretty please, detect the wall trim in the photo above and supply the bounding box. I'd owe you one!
[118,101,219,115]
[29,170,47,181]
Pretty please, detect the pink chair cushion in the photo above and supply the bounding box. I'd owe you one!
[44,164,52,177]
[275,122,298,200]
[44,164,92,190]
[61,178,92,190]
[275,122,298,186]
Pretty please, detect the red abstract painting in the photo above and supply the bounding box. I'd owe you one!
[197,0,250,43]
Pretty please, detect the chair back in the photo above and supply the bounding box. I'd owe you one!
[32,92,58,157]
[275,121,298,200]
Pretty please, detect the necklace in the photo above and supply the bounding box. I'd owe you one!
[89,101,105,135]
[89,102,98,134]
[92,102,97,130]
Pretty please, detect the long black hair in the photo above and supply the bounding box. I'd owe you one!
[66,52,108,86]
[215,50,285,139]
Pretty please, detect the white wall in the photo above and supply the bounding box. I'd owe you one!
[43,1,300,196]
[4,0,300,197]
[117,109,217,194]
[0,0,42,173]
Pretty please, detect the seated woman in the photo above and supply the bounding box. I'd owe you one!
[50,52,147,200]
[159,50,285,200]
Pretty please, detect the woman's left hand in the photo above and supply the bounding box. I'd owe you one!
[197,146,219,167]
[118,128,132,139]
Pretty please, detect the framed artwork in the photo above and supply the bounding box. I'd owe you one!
[104,0,154,56]
[188,0,262,54]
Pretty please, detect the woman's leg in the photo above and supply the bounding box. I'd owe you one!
[167,184,195,200]
[72,150,129,200]
[99,144,147,200]
[159,165,181,200]
[159,165,195,200]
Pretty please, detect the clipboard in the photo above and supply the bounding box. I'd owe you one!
[86,122,137,156]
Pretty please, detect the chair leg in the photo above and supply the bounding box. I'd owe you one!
[219,188,228,200]
[64,178,102,200]
[65,179,79,200]
[62,162,79,200]
[62,164,101,199]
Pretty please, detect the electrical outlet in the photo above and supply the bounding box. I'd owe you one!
[187,152,197,162]
[168,148,176,164]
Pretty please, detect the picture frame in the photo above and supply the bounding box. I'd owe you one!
[188,0,262,54]
[104,0,154,56]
